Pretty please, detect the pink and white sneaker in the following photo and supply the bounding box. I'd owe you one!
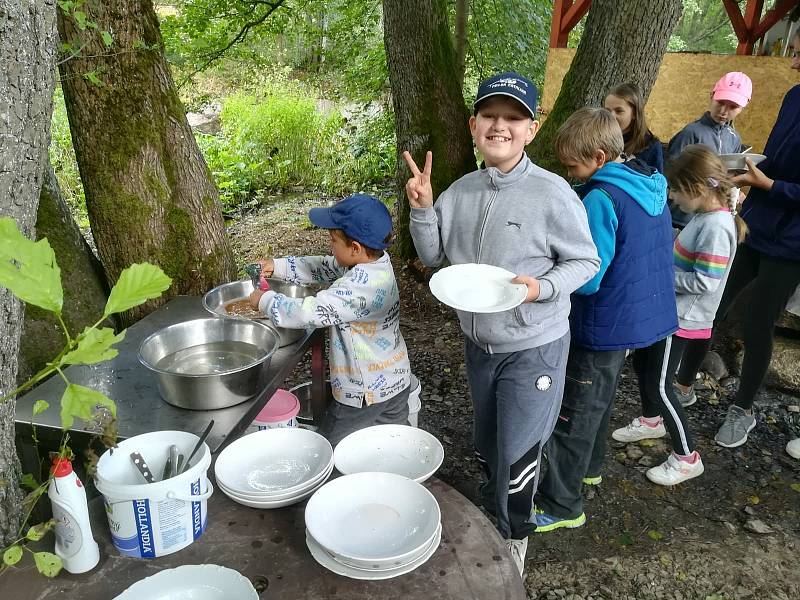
[646,452,704,486]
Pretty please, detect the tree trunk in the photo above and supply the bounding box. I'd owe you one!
[57,1,236,325]
[384,0,475,259]
[18,163,112,385]
[0,0,58,546]
[529,0,683,174]
[454,0,469,88]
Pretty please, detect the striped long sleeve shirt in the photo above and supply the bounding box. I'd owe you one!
[673,209,737,331]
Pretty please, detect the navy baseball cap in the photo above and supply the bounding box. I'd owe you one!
[308,194,392,249]
[473,72,538,119]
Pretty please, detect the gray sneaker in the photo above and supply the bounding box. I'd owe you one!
[715,405,756,448]
[674,384,697,407]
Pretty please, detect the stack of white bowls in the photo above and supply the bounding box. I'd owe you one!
[214,428,333,508]
[304,472,442,580]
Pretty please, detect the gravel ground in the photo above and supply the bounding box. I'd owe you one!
[228,195,800,600]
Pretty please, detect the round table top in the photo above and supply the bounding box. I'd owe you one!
[1,477,525,600]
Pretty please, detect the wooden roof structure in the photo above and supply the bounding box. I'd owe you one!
[550,0,800,55]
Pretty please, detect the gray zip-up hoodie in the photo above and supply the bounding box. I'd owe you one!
[410,155,600,354]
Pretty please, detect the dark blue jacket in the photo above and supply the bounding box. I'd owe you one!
[626,133,664,173]
[570,160,678,351]
[740,84,800,261]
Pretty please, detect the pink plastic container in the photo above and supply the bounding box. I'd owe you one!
[253,389,300,430]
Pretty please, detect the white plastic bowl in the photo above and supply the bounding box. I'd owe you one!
[429,263,527,313]
[305,472,441,566]
[113,564,257,599]
[217,461,333,501]
[214,428,332,495]
[219,476,327,509]
[310,523,442,571]
[334,425,444,482]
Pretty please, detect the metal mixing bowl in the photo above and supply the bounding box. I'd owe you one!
[203,279,314,347]
[288,380,333,424]
[138,318,280,410]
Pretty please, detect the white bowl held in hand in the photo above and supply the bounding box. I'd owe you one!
[429,263,527,313]
[305,472,441,564]
[214,428,332,495]
[113,564,258,599]
[334,424,444,482]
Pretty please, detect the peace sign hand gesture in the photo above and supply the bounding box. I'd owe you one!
[402,150,434,209]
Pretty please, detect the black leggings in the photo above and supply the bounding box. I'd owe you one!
[634,336,694,455]
[675,244,800,410]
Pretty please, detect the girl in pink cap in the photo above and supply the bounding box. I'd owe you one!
[667,72,753,230]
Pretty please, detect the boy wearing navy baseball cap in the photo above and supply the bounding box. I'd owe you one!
[248,194,412,446]
[404,71,599,576]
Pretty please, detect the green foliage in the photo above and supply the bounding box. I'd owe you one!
[0,219,63,314]
[32,400,49,417]
[197,79,395,211]
[60,384,117,430]
[463,0,552,89]
[32,551,62,578]
[49,88,87,228]
[2,546,22,566]
[669,0,737,54]
[62,327,125,366]
[104,263,173,317]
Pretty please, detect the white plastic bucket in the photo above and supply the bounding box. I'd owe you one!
[95,430,213,558]
[408,375,421,428]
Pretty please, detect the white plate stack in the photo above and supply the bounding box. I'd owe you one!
[214,428,333,508]
[304,472,442,580]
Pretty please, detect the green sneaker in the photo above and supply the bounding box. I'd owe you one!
[582,475,602,486]
[534,511,586,533]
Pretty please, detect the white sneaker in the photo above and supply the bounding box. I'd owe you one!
[787,438,800,460]
[646,452,704,486]
[612,417,667,443]
[505,536,528,577]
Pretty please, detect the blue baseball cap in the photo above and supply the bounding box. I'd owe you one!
[474,71,538,119]
[308,194,393,249]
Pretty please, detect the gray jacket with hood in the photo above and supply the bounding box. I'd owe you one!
[409,155,600,354]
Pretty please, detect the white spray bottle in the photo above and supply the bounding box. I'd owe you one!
[48,457,100,573]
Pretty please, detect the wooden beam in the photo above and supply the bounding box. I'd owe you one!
[753,0,800,41]
[550,0,568,48]
[722,0,748,41]
[737,0,765,54]
[562,0,592,33]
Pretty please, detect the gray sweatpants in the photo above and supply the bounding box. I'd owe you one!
[466,333,569,540]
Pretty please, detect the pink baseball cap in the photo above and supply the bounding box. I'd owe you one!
[712,72,752,107]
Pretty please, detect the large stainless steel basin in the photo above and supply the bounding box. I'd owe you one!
[203,279,313,347]
[138,318,280,410]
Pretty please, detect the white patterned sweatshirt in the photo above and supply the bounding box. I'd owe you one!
[257,253,411,408]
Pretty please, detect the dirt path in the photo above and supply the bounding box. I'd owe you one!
[229,196,800,600]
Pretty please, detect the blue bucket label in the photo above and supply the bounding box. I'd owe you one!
[191,479,203,540]
[133,499,156,558]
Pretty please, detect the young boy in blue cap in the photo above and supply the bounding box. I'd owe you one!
[249,194,412,446]
[404,72,599,576]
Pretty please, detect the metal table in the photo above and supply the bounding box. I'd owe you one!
[14,296,327,453]
[0,479,525,599]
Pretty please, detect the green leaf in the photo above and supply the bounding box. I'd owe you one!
[26,520,55,541]
[73,10,87,30]
[0,218,63,313]
[20,473,39,491]
[101,31,113,47]
[33,551,62,578]
[2,545,22,566]
[83,71,104,87]
[60,384,117,430]
[790,483,800,493]
[32,400,50,417]
[103,263,171,317]
[647,529,664,541]
[61,327,125,366]
[618,532,634,546]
